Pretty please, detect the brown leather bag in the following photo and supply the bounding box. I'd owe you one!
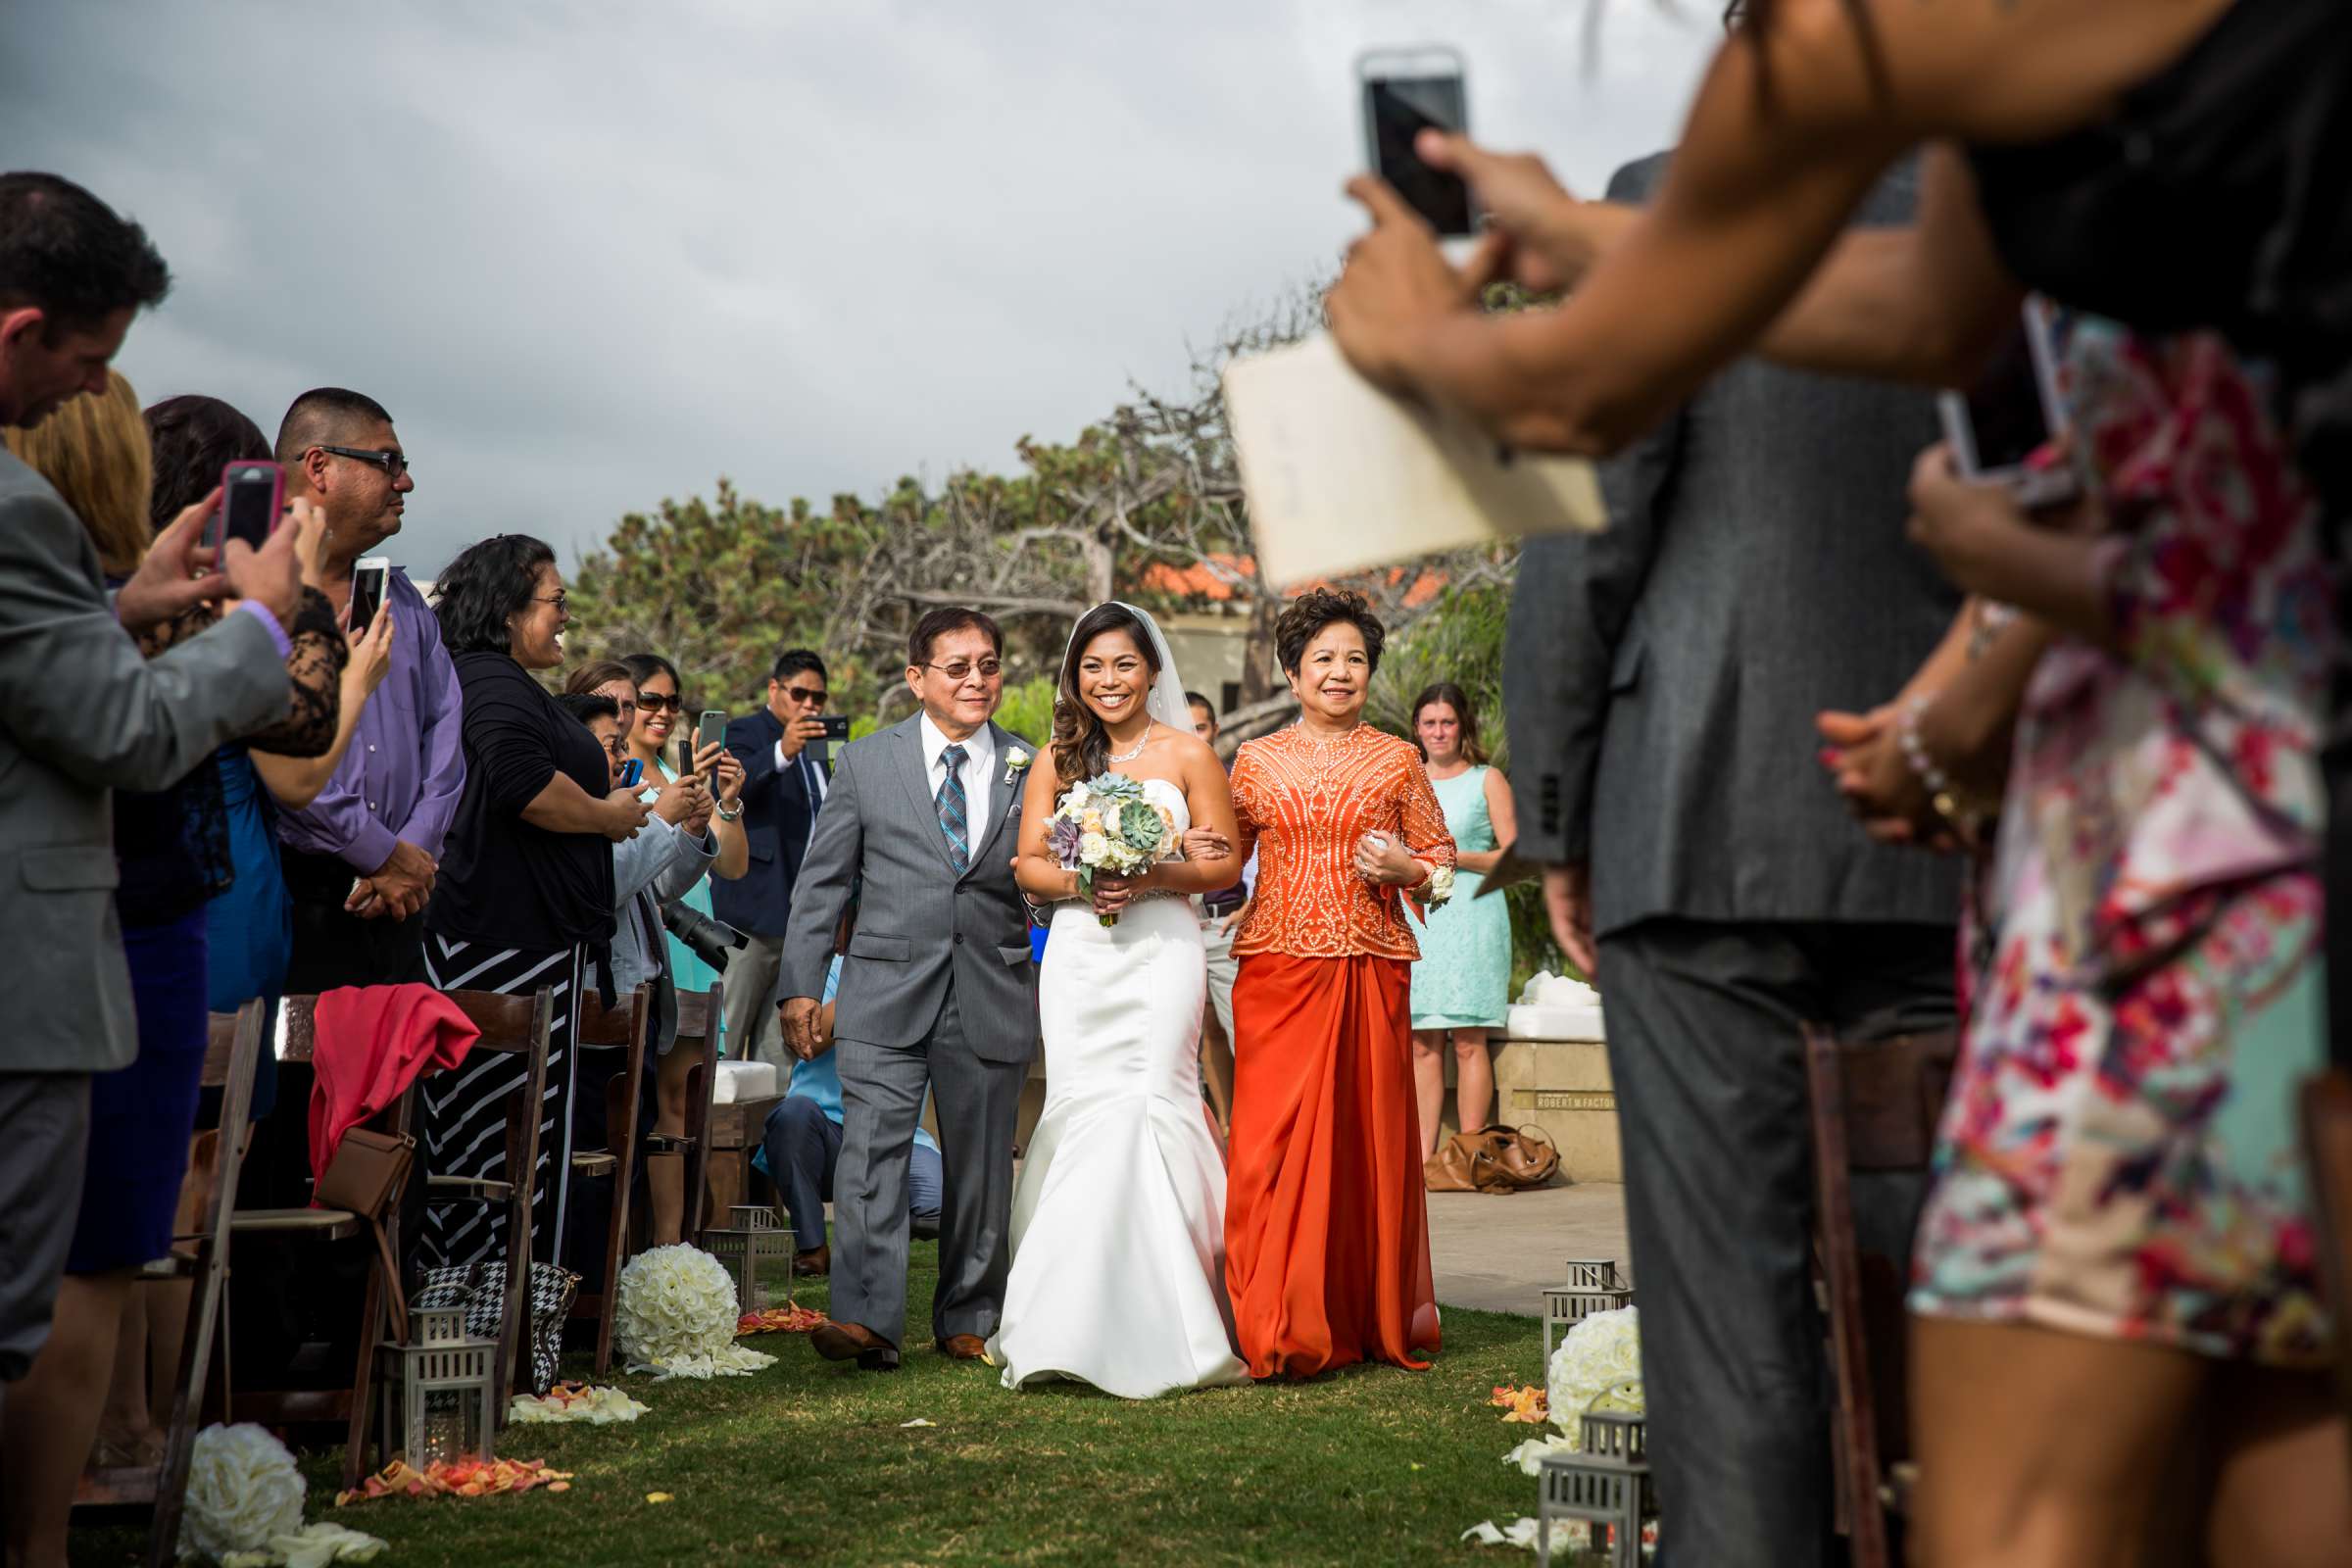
[316,1127,417,1339]
[1424,1123,1560,1194]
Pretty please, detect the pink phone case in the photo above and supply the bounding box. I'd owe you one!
[219,460,286,548]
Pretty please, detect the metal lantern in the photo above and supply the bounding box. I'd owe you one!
[704,1204,794,1312]
[383,1305,498,1468]
[1543,1257,1637,1362]
[1537,1409,1658,1568]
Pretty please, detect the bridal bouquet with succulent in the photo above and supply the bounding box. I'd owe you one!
[1046,771,1174,926]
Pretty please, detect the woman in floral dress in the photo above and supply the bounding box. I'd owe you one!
[1887,318,2343,1557]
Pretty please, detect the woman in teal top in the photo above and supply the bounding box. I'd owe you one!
[1405,684,1518,1165]
[620,655,731,1004]
[614,653,750,1246]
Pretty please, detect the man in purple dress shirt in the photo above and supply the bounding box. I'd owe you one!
[271,388,464,989]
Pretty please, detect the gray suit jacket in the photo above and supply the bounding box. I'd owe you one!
[0,449,292,1074]
[1504,153,1961,938]
[776,714,1037,1063]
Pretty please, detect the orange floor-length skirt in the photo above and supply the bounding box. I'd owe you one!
[1224,952,1441,1378]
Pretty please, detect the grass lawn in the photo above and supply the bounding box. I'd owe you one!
[77,1244,1594,1567]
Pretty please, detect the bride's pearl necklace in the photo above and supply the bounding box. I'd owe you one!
[1107,721,1154,765]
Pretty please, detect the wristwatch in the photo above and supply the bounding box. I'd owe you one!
[715,801,744,822]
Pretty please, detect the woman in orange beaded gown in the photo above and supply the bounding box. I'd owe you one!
[1225,589,1457,1378]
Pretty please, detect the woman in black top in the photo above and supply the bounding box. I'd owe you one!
[422,535,650,1273]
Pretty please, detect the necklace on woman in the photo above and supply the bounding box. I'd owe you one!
[1108,721,1155,764]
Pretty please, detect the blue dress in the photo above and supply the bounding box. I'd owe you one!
[203,747,291,1120]
[1407,766,1511,1030]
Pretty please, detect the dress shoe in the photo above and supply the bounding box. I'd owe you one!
[809,1320,899,1371]
[938,1333,989,1361]
[794,1245,829,1277]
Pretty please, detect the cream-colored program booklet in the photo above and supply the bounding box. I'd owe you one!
[1222,332,1607,586]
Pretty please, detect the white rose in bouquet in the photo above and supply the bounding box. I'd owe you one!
[179,1423,306,1562]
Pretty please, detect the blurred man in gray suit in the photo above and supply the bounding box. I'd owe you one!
[0,173,303,1415]
[1505,153,1959,1566]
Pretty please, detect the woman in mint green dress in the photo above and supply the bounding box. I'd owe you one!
[1405,684,1517,1164]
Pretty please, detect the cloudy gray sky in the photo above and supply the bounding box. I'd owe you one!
[5,0,1715,575]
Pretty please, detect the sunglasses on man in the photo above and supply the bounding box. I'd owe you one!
[923,659,1003,684]
[317,444,411,478]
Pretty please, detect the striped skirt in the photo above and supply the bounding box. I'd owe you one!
[420,936,584,1272]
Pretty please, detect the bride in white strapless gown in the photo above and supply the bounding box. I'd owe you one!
[989,607,1250,1398]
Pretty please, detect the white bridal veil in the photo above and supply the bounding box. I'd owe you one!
[1060,601,1193,736]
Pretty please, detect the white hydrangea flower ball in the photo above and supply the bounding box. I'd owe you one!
[613,1243,777,1379]
[1545,1305,1644,1449]
[179,1423,306,1562]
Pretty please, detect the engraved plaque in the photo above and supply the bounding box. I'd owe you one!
[1514,1089,1616,1113]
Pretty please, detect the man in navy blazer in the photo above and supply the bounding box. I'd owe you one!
[711,648,833,1062]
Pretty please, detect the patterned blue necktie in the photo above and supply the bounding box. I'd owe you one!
[936,743,969,872]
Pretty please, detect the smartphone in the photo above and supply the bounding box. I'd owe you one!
[349,556,391,634]
[696,710,728,779]
[220,460,284,551]
[817,715,852,742]
[1358,47,1473,237]
[1938,298,2076,508]
[618,758,645,790]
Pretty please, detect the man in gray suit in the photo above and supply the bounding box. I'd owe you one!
[0,172,304,1393]
[1505,154,1960,1565]
[777,607,1036,1371]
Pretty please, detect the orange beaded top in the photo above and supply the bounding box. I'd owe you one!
[1230,722,1456,960]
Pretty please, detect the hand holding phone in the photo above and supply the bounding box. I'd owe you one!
[349,556,392,634]
[219,514,305,626]
[220,461,285,549]
[1937,298,2076,509]
[619,758,645,790]
[1358,47,1473,236]
[695,710,728,781]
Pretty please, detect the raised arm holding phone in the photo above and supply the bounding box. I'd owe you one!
[710,648,838,1064]
[0,172,349,1568]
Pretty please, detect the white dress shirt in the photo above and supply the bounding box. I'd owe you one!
[771,730,831,857]
[918,711,995,855]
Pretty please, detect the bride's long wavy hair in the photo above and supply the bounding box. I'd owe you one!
[1052,603,1162,789]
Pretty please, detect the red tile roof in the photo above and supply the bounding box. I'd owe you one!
[1138,553,1446,609]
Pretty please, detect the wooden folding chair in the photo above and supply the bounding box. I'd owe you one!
[568,983,651,1374]
[420,987,553,1410]
[72,1001,266,1567]
[648,981,722,1247]
[1802,1023,1958,1568]
[218,995,422,1490]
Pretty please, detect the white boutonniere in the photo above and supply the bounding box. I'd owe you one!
[1003,749,1032,787]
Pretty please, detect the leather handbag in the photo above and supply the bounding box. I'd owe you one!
[1424,1123,1560,1194]
[316,1127,417,1339]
